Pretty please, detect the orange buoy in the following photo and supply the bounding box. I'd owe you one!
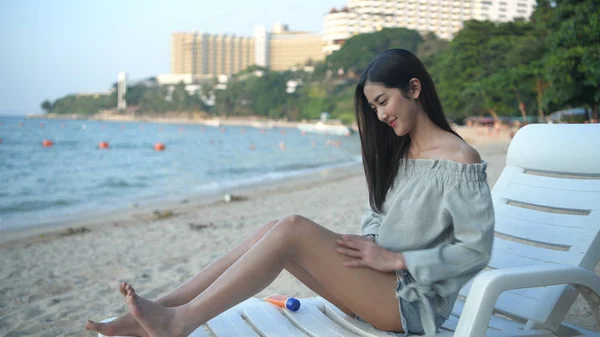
[154,143,165,151]
[98,141,110,149]
[42,139,54,147]
[249,144,256,150]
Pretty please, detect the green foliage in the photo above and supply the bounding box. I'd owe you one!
[542,0,600,118]
[51,92,117,115]
[41,100,53,113]
[49,81,207,115]
[430,19,550,120]
[125,84,148,106]
[330,85,356,121]
[417,34,450,67]
[326,28,424,76]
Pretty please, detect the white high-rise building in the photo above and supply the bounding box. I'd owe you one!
[117,71,127,111]
[254,25,270,68]
[472,0,536,22]
[323,0,536,55]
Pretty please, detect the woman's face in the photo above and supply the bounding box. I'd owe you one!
[363,80,420,136]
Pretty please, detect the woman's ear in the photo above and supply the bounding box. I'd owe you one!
[409,78,421,100]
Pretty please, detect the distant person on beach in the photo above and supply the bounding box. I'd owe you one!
[86,49,494,337]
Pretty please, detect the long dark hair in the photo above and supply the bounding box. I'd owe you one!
[354,49,461,213]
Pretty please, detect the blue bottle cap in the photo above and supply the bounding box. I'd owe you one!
[285,297,301,311]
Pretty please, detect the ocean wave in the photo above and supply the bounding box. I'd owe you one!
[193,157,362,194]
[272,162,335,172]
[102,178,148,188]
[0,199,73,215]
[207,157,361,178]
[206,166,262,176]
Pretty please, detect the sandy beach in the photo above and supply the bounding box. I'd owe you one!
[1,133,598,336]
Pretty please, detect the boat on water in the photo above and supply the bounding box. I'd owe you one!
[297,112,353,136]
[297,119,352,136]
[203,119,221,127]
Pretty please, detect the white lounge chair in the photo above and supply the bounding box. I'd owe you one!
[99,123,600,337]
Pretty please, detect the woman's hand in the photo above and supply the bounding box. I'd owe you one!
[336,234,406,272]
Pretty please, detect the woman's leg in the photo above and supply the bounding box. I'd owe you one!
[86,219,353,336]
[125,215,403,337]
[86,220,279,336]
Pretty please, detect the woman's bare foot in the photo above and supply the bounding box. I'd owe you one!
[85,315,149,337]
[125,283,186,337]
[85,282,149,337]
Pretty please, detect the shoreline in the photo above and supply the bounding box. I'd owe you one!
[24,113,306,128]
[0,162,364,247]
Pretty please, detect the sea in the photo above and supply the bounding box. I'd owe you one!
[0,116,362,232]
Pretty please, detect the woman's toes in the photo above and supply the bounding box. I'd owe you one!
[119,282,127,296]
[85,320,95,330]
[126,287,137,302]
[85,320,110,334]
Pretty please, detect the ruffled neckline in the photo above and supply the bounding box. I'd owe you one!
[398,158,488,182]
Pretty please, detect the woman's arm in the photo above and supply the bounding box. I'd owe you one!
[360,205,382,241]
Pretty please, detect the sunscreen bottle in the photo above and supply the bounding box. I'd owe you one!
[263,293,301,311]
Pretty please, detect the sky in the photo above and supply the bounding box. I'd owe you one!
[0,0,347,116]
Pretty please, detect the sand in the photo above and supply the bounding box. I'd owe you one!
[0,133,597,336]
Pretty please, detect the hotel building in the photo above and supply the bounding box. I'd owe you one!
[170,23,324,79]
[323,0,537,54]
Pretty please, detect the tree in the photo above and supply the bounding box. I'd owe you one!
[326,28,424,76]
[430,21,505,119]
[416,33,450,67]
[50,92,116,115]
[543,0,600,119]
[41,100,53,113]
[125,84,149,106]
[430,20,548,121]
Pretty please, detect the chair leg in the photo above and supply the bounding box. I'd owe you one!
[576,285,600,329]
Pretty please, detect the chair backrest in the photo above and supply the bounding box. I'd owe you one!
[484,123,600,329]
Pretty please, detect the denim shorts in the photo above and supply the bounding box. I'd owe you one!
[357,271,447,336]
[392,271,447,336]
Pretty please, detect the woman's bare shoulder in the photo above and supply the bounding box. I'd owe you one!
[441,134,482,165]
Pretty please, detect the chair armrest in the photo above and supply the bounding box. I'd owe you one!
[454,264,600,337]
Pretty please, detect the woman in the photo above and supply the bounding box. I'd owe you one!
[86,49,494,337]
